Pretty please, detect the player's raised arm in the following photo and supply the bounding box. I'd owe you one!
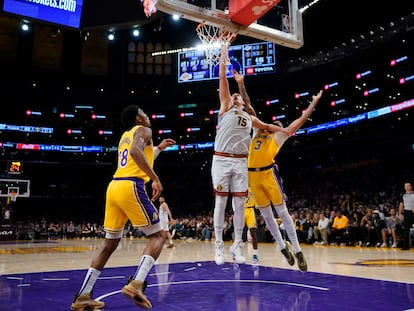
[232,70,256,116]
[154,138,176,159]
[218,48,232,114]
[285,90,323,136]
[251,115,289,135]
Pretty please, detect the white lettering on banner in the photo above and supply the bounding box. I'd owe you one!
[254,66,274,73]
[252,0,279,16]
[24,0,77,12]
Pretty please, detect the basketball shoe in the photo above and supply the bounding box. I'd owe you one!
[214,240,225,265]
[230,241,246,264]
[121,277,152,309]
[280,241,295,266]
[70,293,105,311]
[295,251,308,272]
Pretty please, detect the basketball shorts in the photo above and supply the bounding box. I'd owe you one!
[104,177,161,236]
[211,155,248,196]
[248,165,287,208]
[244,206,257,229]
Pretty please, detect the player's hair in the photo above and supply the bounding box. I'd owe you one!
[121,105,140,130]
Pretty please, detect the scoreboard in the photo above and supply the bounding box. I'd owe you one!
[178,42,276,83]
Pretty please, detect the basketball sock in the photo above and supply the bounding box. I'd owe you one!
[133,254,155,282]
[276,202,301,253]
[232,196,245,242]
[259,206,285,249]
[78,267,101,295]
[214,195,227,242]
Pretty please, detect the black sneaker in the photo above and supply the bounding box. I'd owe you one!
[280,241,295,266]
[295,251,308,272]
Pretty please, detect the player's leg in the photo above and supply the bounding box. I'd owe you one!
[229,159,248,264]
[245,205,259,263]
[211,156,231,265]
[71,180,123,310]
[275,202,307,271]
[121,178,166,309]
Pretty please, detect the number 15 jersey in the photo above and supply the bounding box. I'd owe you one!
[214,106,252,155]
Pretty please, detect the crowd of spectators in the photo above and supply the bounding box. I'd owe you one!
[13,218,105,241]
[7,160,414,249]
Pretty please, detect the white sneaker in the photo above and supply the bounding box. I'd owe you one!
[214,241,225,265]
[380,243,387,248]
[230,241,246,264]
[391,243,398,248]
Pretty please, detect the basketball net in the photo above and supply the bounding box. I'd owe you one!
[196,23,237,66]
[9,192,17,203]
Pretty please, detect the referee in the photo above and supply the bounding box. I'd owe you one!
[399,182,414,250]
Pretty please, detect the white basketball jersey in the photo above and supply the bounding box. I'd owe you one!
[214,106,252,155]
[159,203,168,221]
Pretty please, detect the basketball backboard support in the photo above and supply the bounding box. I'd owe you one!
[0,179,31,198]
[153,0,303,49]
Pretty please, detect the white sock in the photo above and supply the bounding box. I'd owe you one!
[232,196,245,242]
[259,206,285,249]
[133,254,155,282]
[276,202,302,253]
[214,195,227,242]
[78,267,101,295]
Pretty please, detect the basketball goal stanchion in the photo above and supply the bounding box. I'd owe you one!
[195,23,237,66]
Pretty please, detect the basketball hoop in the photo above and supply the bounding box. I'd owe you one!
[196,23,237,66]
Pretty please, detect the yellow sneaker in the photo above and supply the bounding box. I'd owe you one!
[121,277,152,309]
[70,293,105,310]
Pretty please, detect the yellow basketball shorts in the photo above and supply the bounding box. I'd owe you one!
[244,206,257,229]
[248,166,286,208]
[104,177,160,234]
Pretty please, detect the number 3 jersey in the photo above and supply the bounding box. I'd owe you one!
[214,106,252,155]
[113,125,154,184]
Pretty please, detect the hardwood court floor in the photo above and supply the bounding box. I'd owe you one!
[1,238,413,310]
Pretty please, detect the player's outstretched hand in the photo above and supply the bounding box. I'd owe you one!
[158,138,176,151]
[232,70,244,83]
[312,90,323,106]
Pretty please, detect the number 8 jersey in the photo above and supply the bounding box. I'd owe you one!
[113,125,154,184]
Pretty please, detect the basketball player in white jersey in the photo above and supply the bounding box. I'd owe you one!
[159,195,174,248]
[212,39,287,265]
